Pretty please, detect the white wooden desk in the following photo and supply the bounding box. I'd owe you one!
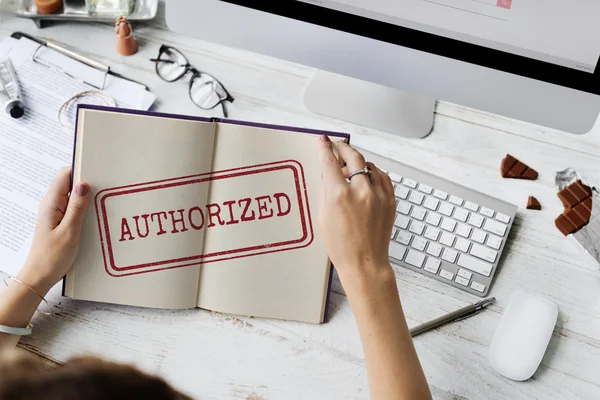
[2,5,600,399]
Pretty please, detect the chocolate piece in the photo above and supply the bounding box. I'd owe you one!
[501,154,538,180]
[558,180,592,209]
[572,198,592,222]
[555,180,594,236]
[526,196,541,210]
[564,208,587,228]
[555,214,577,236]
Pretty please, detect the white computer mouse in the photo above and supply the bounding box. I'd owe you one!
[489,290,558,381]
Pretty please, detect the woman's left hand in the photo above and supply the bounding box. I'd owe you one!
[19,168,91,294]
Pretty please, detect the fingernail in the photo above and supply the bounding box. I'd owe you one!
[76,183,89,197]
[320,134,330,142]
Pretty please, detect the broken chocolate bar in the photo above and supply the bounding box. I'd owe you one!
[526,196,541,210]
[500,154,538,180]
[557,180,592,210]
[555,180,594,236]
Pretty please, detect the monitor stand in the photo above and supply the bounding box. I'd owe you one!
[304,71,437,139]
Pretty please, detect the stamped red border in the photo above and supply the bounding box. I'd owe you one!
[94,160,314,277]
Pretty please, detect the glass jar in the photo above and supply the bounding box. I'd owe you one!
[86,0,134,15]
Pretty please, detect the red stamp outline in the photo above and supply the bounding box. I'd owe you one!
[94,160,314,277]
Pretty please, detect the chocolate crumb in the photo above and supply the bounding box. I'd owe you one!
[526,196,541,210]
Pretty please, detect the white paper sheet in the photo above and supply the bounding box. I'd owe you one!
[0,36,156,277]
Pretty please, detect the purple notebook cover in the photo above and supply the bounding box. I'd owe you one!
[64,105,351,323]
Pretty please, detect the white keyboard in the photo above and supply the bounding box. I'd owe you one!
[359,148,517,297]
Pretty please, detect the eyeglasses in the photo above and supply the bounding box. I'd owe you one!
[150,45,234,117]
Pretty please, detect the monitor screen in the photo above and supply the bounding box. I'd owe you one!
[298,0,600,74]
[220,0,600,95]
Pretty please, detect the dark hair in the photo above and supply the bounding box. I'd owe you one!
[0,350,191,400]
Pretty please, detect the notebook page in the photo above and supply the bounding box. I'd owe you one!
[66,109,216,309]
[197,123,330,323]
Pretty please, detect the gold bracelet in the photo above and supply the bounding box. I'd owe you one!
[4,277,55,316]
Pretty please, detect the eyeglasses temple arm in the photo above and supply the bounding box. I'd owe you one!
[221,102,229,119]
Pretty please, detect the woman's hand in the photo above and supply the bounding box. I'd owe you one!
[317,136,396,293]
[19,168,91,294]
[317,136,432,400]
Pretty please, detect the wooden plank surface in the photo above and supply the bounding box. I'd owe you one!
[1,4,600,399]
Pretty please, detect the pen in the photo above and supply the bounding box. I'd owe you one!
[410,297,495,337]
[15,32,148,91]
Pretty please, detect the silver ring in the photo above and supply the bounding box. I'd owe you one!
[347,166,372,181]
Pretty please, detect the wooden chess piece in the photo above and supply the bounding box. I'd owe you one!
[115,16,137,56]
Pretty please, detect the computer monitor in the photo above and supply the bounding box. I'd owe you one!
[167,1,600,137]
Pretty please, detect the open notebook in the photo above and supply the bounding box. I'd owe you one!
[64,105,350,324]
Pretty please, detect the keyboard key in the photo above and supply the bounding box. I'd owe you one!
[480,207,495,218]
[495,212,511,224]
[457,269,472,280]
[439,232,456,247]
[471,281,486,293]
[395,185,410,200]
[471,229,487,244]
[405,249,426,268]
[396,201,412,215]
[442,248,458,263]
[391,227,398,240]
[396,231,413,246]
[403,178,418,189]
[411,206,427,221]
[483,219,507,236]
[456,223,471,238]
[426,242,443,257]
[440,269,454,280]
[457,254,493,276]
[454,237,470,253]
[453,208,469,222]
[418,184,433,194]
[468,213,484,228]
[464,201,479,212]
[389,242,407,262]
[388,172,402,183]
[424,226,441,241]
[394,215,410,229]
[423,197,439,211]
[425,212,442,227]
[409,221,425,235]
[470,243,498,263]
[440,218,456,232]
[433,189,448,200]
[449,195,463,206]
[455,276,470,287]
[424,258,441,274]
[408,191,425,205]
[438,202,454,217]
[486,234,503,250]
[411,237,427,251]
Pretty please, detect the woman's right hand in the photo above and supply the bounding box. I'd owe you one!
[317,135,397,294]
[317,136,432,400]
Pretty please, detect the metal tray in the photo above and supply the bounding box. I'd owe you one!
[2,0,157,27]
